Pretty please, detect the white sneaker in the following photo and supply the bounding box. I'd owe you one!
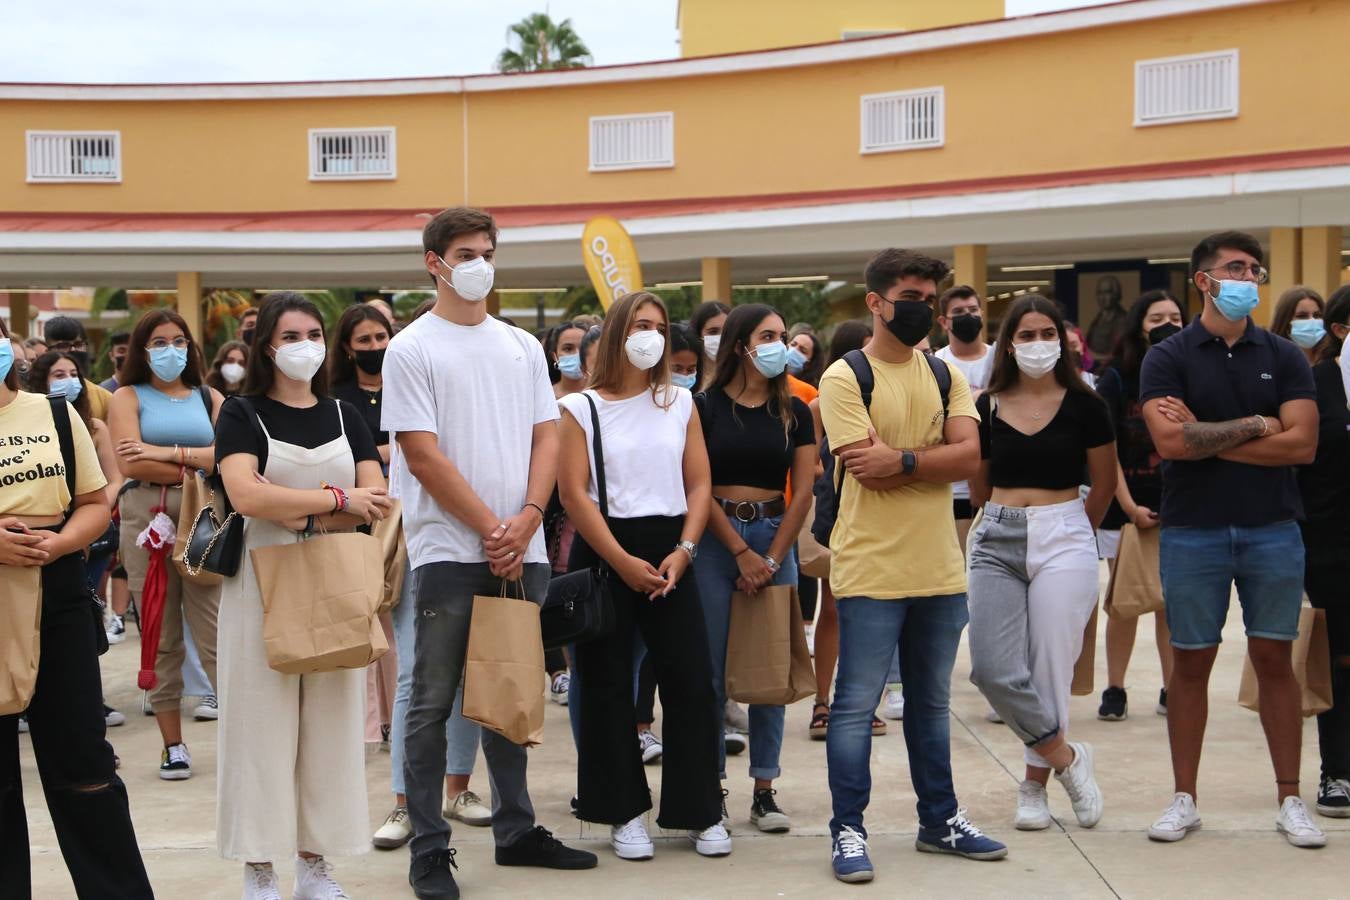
[444,789,492,826]
[293,856,349,899]
[241,862,281,900]
[724,699,749,733]
[881,687,905,720]
[371,805,411,850]
[689,822,732,857]
[805,623,816,658]
[1054,742,1103,828]
[638,730,663,764]
[550,671,570,705]
[1276,796,1327,848]
[106,614,126,645]
[1148,792,1201,842]
[985,705,1003,723]
[193,694,219,721]
[723,729,748,756]
[1015,780,1052,831]
[611,815,655,860]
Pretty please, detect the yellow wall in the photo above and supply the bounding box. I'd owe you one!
[678,0,1005,57]
[1,0,1345,216]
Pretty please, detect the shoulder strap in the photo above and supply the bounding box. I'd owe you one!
[923,353,952,417]
[198,384,212,415]
[48,396,77,508]
[581,392,609,520]
[842,349,875,410]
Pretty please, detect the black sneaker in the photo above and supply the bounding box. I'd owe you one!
[159,743,191,780]
[409,849,458,900]
[1156,689,1168,716]
[1317,777,1350,818]
[495,826,597,870]
[1097,686,1128,721]
[750,788,791,833]
[720,788,730,826]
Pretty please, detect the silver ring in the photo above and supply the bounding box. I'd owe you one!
[508,550,517,560]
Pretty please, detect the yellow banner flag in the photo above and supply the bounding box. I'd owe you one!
[581,216,643,310]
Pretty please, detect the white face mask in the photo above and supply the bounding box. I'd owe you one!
[1013,340,1061,378]
[438,255,495,303]
[272,340,327,383]
[220,362,245,385]
[625,330,665,371]
[702,334,721,361]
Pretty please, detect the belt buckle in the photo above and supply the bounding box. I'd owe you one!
[733,500,758,523]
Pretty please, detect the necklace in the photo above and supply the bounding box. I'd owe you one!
[359,385,380,406]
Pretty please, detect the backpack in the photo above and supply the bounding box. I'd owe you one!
[809,349,951,547]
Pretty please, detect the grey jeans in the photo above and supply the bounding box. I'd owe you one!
[403,561,549,857]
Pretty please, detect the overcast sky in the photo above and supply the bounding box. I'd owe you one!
[1,0,1093,83]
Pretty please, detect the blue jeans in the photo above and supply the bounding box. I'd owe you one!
[827,593,968,837]
[694,514,798,781]
[390,561,480,797]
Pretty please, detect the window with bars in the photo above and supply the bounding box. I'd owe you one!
[26,131,121,182]
[308,128,396,180]
[860,87,944,154]
[1134,49,1238,127]
[589,113,674,172]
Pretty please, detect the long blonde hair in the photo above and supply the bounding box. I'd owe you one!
[588,292,673,406]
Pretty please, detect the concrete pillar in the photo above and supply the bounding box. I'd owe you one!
[176,272,204,345]
[1257,226,1301,327]
[953,244,988,339]
[486,289,500,317]
[7,292,30,339]
[1301,225,1343,301]
[701,258,732,304]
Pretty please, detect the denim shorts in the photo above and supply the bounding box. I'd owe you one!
[1160,521,1304,649]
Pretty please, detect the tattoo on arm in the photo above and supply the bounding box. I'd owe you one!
[1180,416,1263,458]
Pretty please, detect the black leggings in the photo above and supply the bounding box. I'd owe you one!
[1305,556,1350,781]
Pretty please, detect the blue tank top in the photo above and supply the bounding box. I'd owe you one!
[133,384,215,447]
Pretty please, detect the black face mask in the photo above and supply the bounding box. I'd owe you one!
[1148,323,1182,346]
[882,298,934,348]
[112,353,126,371]
[353,348,386,376]
[949,314,983,344]
[240,328,255,346]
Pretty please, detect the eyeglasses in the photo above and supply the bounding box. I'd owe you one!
[1204,261,1269,284]
[47,340,87,352]
[146,337,191,351]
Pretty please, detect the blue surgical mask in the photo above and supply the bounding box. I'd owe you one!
[0,340,12,384]
[672,372,697,391]
[1208,276,1260,322]
[50,377,82,402]
[1290,318,1326,349]
[557,353,583,381]
[148,345,189,382]
[749,341,788,379]
[785,345,808,375]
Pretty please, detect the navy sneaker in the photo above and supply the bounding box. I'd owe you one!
[831,826,873,883]
[915,810,1007,861]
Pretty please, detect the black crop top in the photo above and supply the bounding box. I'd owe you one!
[977,389,1114,490]
[695,389,815,491]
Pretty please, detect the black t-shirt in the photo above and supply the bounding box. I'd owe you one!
[215,395,381,475]
[1297,359,1350,558]
[695,389,815,491]
[331,379,388,447]
[1097,366,1161,530]
[977,389,1114,490]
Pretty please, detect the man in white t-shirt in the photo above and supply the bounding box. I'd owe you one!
[934,284,995,550]
[381,207,597,899]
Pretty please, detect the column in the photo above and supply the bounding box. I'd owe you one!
[701,258,732,305]
[486,288,500,317]
[176,272,204,343]
[952,244,988,339]
[1301,225,1343,301]
[7,292,30,338]
[1260,226,1301,327]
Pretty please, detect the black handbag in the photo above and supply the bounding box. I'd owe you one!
[541,393,615,650]
[183,473,244,577]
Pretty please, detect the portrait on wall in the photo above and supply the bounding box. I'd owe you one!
[1078,270,1141,361]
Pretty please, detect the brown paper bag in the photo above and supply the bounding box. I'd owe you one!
[0,567,42,716]
[1103,524,1163,620]
[371,500,406,614]
[1238,606,1333,717]
[252,531,388,675]
[796,497,831,580]
[462,590,545,747]
[1071,605,1098,696]
[173,470,224,586]
[727,585,815,706]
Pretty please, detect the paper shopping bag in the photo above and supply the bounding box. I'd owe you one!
[173,470,224,586]
[1238,606,1333,717]
[1071,605,1098,697]
[252,531,388,674]
[462,589,546,747]
[0,566,42,716]
[727,585,815,706]
[371,500,406,614]
[796,498,831,580]
[1104,524,1163,620]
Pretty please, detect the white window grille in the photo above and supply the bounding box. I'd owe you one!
[308,128,396,180]
[26,131,121,182]
[860,87,944,154]
[589,113,674,172]
[1134,49,1238,127]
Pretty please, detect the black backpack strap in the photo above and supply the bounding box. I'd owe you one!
[198,384,214,418]
[842,349,875,411]
[923,354,952,418]
[581,392,609,521]
[48,396,77,514]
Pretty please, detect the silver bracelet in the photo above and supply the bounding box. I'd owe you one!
[764,555,780,573]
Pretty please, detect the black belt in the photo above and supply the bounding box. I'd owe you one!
[717,496,785,523]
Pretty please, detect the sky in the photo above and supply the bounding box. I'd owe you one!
[1,0,1094,84]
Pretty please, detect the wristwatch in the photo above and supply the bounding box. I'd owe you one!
[901,449,918,476]
[677,540,699,560]
[764,555,781,574]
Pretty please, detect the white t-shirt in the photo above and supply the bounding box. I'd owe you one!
[381,313,559,568]
[935,343,994,504]
[557,387,692,519]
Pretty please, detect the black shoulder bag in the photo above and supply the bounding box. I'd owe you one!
[182,395,255,578]
[540,392,616,650]
[47,396,109,655]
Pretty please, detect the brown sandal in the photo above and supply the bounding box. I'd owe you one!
[809,702,829,741]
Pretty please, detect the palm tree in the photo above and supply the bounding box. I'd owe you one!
[496,13,592,73]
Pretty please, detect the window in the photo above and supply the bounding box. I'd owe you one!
[1134,49,1238,127]
[589,113,674,172]
[26,131,121,183]
[860,87,944,154]
[308,128,396,180]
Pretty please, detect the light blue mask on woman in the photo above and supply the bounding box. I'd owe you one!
[149,345,189,382]
[557,353,583,381]
[50,376,82,402]
[672,372,697,390]
[785,346,808,375]
[0,340,12,383]
[749,341,789,378]
[1290,318,1326,349]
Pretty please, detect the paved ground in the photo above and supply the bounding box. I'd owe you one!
[22,580,1347,899]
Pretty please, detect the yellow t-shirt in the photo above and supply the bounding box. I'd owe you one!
[85,380,113,421]
[818,350,978,600]
[0,391,106,517]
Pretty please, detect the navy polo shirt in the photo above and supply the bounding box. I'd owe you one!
[1139,316,1316,528]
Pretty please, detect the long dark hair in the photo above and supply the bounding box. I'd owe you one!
[691,301,731,339]
[241,292,330,398]
[205,340,249,394]
[119,308,205,388]
[544,319,589,384]
[828,320,873,364]
[1319,285,1350,365]
[29,350,93,428]
[707,303,795,439]
[1270,286,1325,342]
[669,322,703,387]
[1111,289,1189,378]
[328,303,392,386]
[790,330,825,387]
[987,294,1097,399]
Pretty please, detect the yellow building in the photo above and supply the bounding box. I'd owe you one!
[0,0,1346,337]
